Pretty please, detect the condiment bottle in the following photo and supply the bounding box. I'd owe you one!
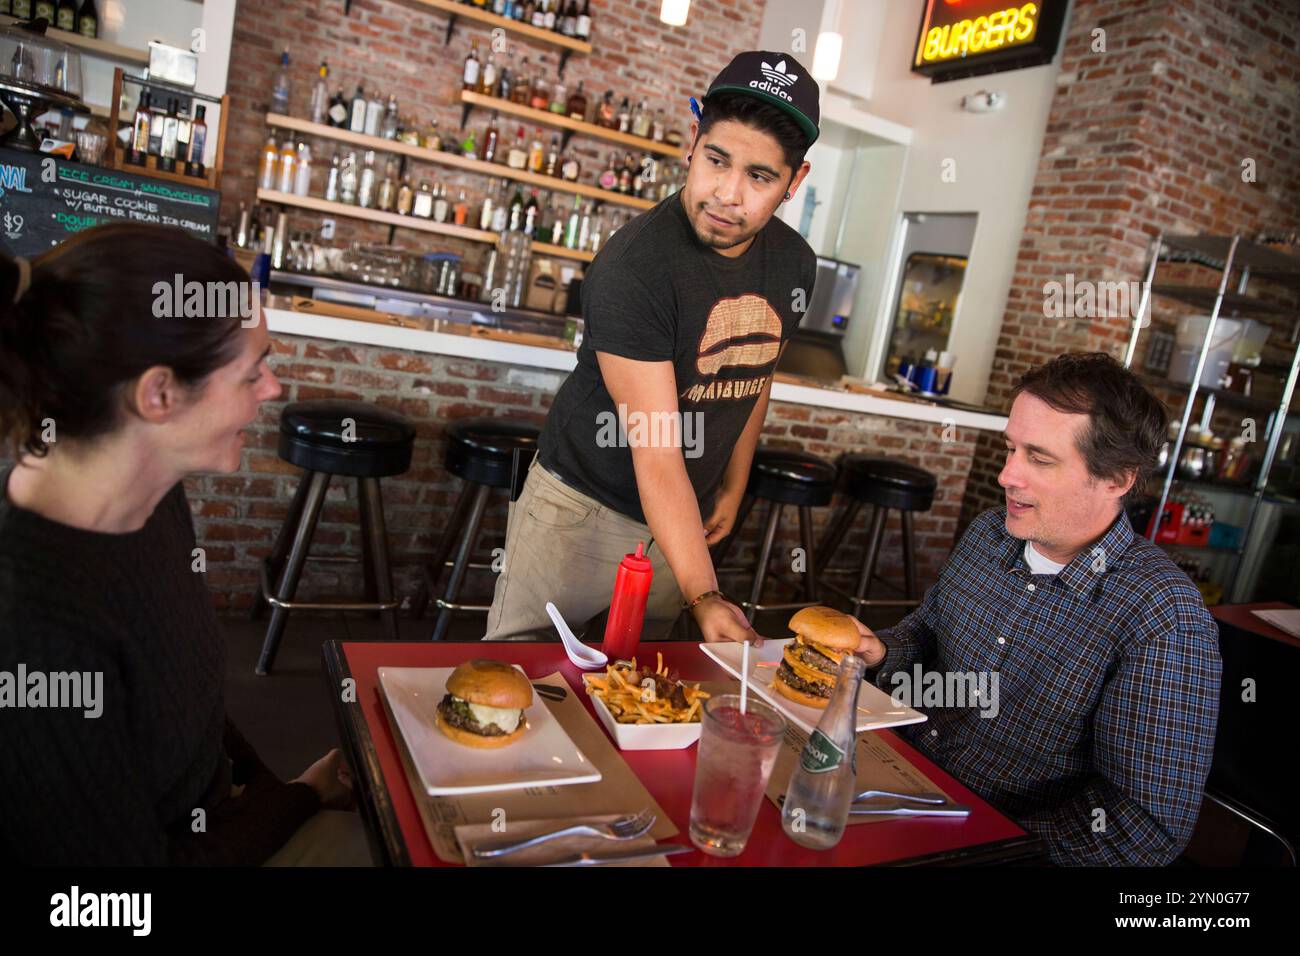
[601,541,653,662]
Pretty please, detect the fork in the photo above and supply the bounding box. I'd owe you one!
[854,789,948,805]
[471,809,657,859]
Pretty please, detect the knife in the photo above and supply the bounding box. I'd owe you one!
[849,801,971,817]
[540,843,693,867]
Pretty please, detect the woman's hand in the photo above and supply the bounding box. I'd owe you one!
[692,596,763,646]
[294,748,355,811]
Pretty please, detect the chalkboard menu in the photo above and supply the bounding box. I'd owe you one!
[0,146,221,257]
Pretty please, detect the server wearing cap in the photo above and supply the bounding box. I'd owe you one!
[485,51,822,645]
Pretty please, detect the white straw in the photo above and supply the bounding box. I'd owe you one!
[740,640,750,715]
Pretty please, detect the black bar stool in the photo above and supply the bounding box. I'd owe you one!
[711,447,837,623]
[412,418,539,641]
[253,400,415,676]
[815,455,937,618]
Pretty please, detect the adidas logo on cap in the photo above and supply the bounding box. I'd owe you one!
[752,59,798,101]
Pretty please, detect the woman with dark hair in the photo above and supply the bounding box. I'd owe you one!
[0,223,365,865]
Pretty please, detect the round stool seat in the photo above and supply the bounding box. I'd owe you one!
[840,454,936,512]
[278,400,415,478]
[445,418,540,489]
[747,448,837,507]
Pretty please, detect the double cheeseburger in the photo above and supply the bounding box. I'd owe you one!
[771,606,861,709]
[436,660,533,748]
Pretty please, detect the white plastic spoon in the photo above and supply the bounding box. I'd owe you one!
[546,602,609,670]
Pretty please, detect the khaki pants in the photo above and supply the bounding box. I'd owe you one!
[262,809,373,867]
[483,459,683,641]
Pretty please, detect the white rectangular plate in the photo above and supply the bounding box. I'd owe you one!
[698,640,928,735]
[581,674,703,751]
[378,666,602,796]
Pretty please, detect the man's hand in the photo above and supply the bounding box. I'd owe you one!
[850,617,887,668]
[703,487,745,546]
[692,596,763,646]
[293,748,354,810]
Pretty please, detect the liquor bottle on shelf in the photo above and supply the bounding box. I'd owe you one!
[618,152,634,193]
[576,0,592,41]
[577,198,591,251]
[327,87,348,127]
[364,90,383,137]
[463,41,481,91]
[508,184,524,232]
[349,84,367,133]
[424,117,443,151]
[478,187,494,230]
[632,100,652,139]
[543,0,557,31]
[77,0,98,39]
[433,183,449,223]
[294,143,313,197]
[396,175,414,216]
[490,178,509,232]
[176,103,192,172]
[480,51,497,97]
[617,97,631,134]
[544,133,559,177]
[565,81,588,121]
[382,94,399,139]
[597,90,616,128]
[480,113,499,163]
[258,134,279,190]
[33,2,55,24]
[413,181,433,218]
[324,151,341,202]
[550,79,566,115]
[506,126,527,170]
[454,189,469,226]
[529,67,550,112]
[548,198,565,245]
[530,0,544,28]
[277,138,297,194]
[523,188,539,237]
[159,99,179,172]
[357,150,376,208]
[564,195,582,249]
[460,126,477,158]
[561,1,577,37]
[377,158,397,212]
[148,94,166,156]
[56,0,76,31]
[130,90,152,165]
[339,150,359,204]
[597,150,617,191]
[491,0,507,14]
[271,49,292,115]
[513,56,532,105]
[187,104,208,175]
[560,151,580,182]
[652,107,666,142]
[497,54,514,101]
[588,205,605,253]
[309,61,329,125]
[527,127,544,173]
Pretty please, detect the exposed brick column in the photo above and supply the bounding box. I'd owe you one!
[958,0,1300,535]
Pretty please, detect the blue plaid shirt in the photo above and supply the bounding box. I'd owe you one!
[874,508,1221,866]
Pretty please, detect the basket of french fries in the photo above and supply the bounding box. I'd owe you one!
[581,653,712,751]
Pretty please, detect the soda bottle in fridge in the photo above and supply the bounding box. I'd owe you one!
[780,653,865,849]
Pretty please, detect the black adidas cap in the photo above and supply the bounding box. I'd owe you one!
[706,51,821,147]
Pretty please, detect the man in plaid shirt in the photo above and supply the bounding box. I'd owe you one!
[853,353,1221,865]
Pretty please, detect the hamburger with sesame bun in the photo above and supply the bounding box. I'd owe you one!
[435,659,533,748]
[771,606,861,709]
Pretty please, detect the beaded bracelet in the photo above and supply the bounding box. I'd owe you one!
[683,589,728,612]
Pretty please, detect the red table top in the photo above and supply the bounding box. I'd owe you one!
[1211,601,1300,651]
[327,640,1036,867]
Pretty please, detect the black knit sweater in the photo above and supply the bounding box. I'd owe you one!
[0,466,319,865]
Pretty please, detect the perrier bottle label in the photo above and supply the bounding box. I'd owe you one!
[800,729,846,774]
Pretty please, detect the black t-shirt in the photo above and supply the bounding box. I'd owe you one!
[538,191,816,524]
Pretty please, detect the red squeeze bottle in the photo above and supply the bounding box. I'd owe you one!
[601,541,654,662]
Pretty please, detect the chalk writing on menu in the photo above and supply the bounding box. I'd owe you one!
[0,146,221,256]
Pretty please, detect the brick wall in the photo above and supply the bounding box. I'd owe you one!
[221,0,760,259]
[957,0,1300,534]
[184,330,978,612]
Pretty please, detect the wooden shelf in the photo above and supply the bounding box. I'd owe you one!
[401,0,592,56]
[461,91,684,158]
[0,15,149,64]
[257,189,597,262]
[265,113,655,211]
